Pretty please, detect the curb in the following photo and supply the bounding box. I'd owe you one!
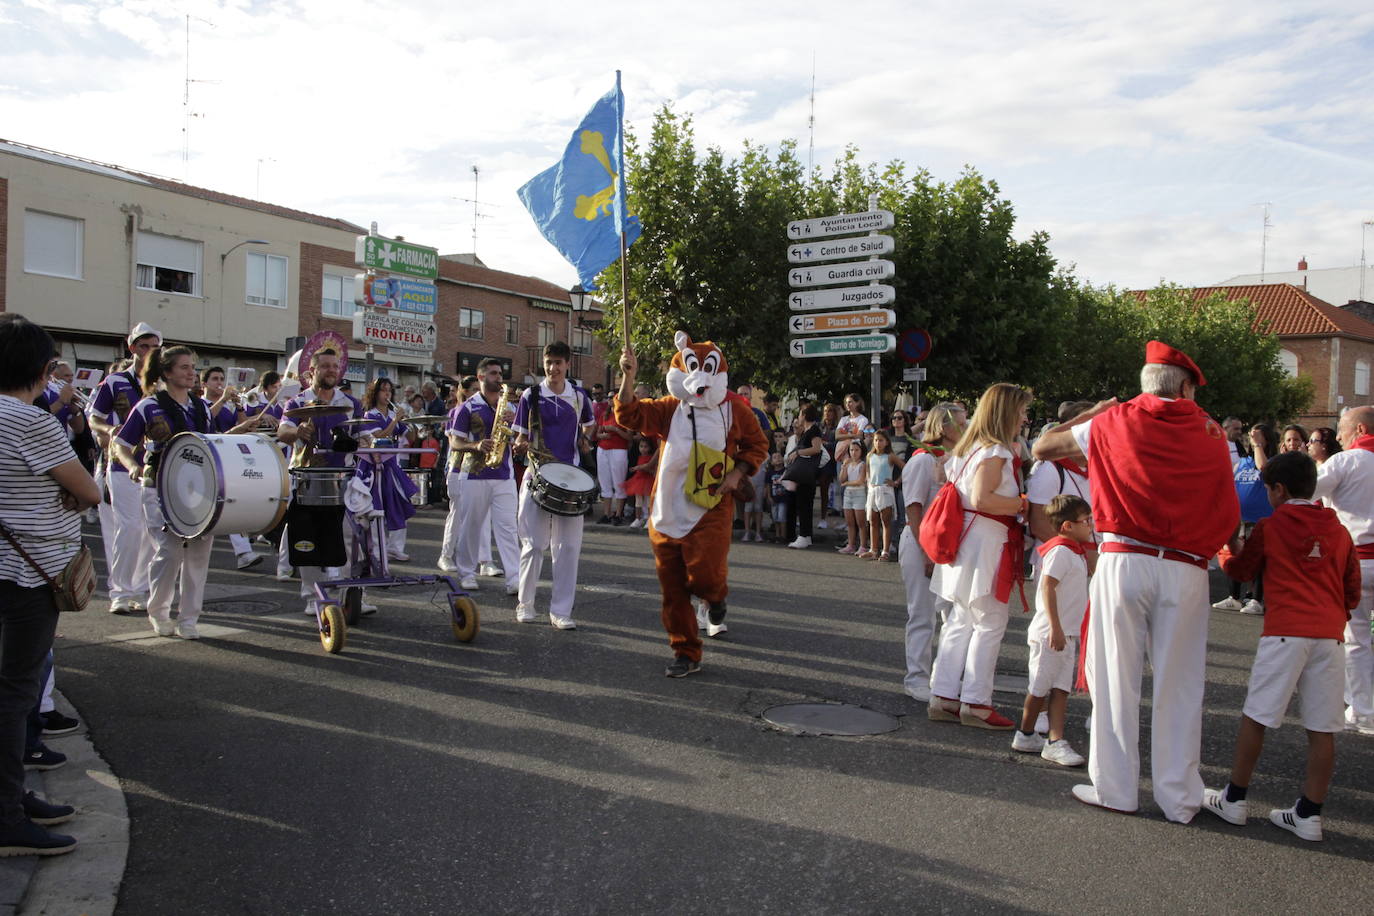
[20,691,127,916]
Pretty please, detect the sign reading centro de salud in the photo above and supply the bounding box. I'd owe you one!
[355,235,439,280]
[787,235,894,264]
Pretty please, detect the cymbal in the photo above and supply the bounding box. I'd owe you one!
[401,414,447,426]
[335,418,376,428]
[284,404,352,420]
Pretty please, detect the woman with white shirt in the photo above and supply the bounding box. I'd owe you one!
[928,383,1033,730]
[0,314,99,856]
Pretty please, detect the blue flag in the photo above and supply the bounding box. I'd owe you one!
[518,73,641,290]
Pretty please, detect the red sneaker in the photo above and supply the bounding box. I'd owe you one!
[959,703,1016,730]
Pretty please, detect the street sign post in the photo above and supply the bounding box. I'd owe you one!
[787,235,895,264]
[789,284,895,311]
[902,367,927,381]
[788,309,895,335]
[787,210,894,239]
[353,310,437,353]
[354,274,438,314]
[355,235,439,279]
[788,259,895,288]
[788,334,895,359]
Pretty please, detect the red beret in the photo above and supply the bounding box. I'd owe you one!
[1145,340,1206,386]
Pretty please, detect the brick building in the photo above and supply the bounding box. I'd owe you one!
[1,137,608,392]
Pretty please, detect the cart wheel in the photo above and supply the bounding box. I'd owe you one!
[342,586,362,626]
[320,604,347,654]
[449,595,479,643]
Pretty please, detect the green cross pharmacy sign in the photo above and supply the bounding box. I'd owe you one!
[355,235,439,280]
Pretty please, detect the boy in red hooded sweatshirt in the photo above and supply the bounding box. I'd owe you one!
[1202,450,1360,842]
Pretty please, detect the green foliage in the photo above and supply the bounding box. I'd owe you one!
[593,105,1311,425]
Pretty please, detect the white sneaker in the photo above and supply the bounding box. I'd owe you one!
[388,551,411,563]
[255,535,274,547]
[515,605,538,623]
[1201,787,1248,825]
[1035,711,1049,735]
[816,520,828,529]
[149,617,175,637]
[176,620,200,640]
[460,576,479,590]
[1040,738,1085,767]
[437,557,457,572]
[1011,731,1046,753]
[695,601,708,631]
[360,600,377,616]
[275,570,294,582]
[479,563,503,578]
[706,619,727,638]
[628,518,645,529]
[304,603,318,617]
[1211,597,1243,611]
[1344,707,1374,736]
[505,582,519,596]
[109,597,131,615]
[549,613,577,630]
[236,551,264,570]
[1239,599,1264,615]
[905,683,932,703]
[1269,803,1322,841]
[787,536,812,549]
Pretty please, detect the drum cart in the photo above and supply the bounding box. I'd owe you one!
[301,445,478,654]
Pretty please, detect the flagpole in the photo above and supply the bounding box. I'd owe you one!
[615,69,631,353]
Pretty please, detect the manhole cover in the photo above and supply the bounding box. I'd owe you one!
[762,703,900,736]
[201,599,279,615]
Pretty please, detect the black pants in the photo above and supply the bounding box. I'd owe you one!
[0,582,59,826]
[785,481,816,541]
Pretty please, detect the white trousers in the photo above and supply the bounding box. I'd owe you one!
[140,488,213,625]
[387,528,407,555]
[106,468,153,602]
[229,533,252,556]
[517,479,584,619]
[596,448,628,500]
[1346,560,1374,718]
[276,531,292,577]
[1086,552,1209,823]
[441,470,492,566]
[898,527,950,694]
[96,475,117,594]
[928,585,1009,706]
[458,478,520,589]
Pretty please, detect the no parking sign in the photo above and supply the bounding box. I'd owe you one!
[898,328,932,364]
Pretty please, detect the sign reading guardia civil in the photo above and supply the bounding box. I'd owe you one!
[355,235,440,280]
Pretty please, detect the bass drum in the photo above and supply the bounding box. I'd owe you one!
[528,461,598,517]
[158,432,290,538]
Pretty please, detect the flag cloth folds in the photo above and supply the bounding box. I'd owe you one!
[518,73,641,290]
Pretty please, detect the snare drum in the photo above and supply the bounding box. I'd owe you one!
[404,468,430,506]
[157,432,289,539]
[528,461,598,517]
[290,467,354,507]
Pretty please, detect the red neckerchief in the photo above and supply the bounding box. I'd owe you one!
[1054,458,1087,478]
[1036,535,1087,558]
[915,444,946,457]
[1350,434,1374,454]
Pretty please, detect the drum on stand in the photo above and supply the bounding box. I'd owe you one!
[157,432,290,539]
[290,467,355,507]
[528,461,598,517]
[404,469,430,507]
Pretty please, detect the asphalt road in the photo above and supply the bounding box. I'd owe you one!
[51,508,1374,914]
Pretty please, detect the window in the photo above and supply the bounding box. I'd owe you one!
[245,252,288,308]
[459,308,484,339]
[23,211,83,279]
[1357,359,1370,397]
[1278,348,1298,378]
[572,326,593,355]
[321,273,358,318]
[136,230,202,296]
[537,321,556,348]
[505,315,519,345]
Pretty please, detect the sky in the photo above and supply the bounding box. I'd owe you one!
[2,0,1373,295]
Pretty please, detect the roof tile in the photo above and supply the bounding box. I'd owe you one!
[1132,284,1374,343]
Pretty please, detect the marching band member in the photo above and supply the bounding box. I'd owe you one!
[511,341,594,629]
[438,377,495,574]
[452,358,520,596]
[111,346,222,639]
[87,323,160,615]
[276,348,363,618]
[199,366,265,570]
[359,377,418,563]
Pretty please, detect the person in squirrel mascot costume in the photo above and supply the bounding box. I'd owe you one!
[615,332,769,677]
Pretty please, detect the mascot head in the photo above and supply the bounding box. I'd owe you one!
[665,331,729,409]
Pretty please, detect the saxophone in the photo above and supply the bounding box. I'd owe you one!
[484,384,513,469]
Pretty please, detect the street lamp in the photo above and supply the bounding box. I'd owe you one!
[220,238,270,265]
[568,284,591,317]
[217,239,270,344]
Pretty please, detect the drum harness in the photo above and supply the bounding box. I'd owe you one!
[143,392,211,542]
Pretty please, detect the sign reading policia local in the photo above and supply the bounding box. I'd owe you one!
[355,235,440,280]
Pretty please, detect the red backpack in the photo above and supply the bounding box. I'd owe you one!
[918,446,983,564]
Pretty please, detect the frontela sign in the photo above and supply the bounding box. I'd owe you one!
[354,310,437,353]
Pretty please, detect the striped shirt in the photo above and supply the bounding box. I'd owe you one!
[0,395,82,586]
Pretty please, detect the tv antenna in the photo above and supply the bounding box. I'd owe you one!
[1257,202,1273,283]
[182,13,219,180]
[807,53,816,175]
[451,165,498,255]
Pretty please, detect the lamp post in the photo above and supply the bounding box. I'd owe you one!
[569,284,591,381]
[217,239,270,345]
[1362,220,1373,303]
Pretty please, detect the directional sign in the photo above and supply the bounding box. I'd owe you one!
[903,367,927,382]
[355,235,439,280]
[353,309,437,353]
[787,210,894,239]
[789,284,895,311]
[789,309,895,335]
[354,274,438,314]
[788,334,896,359]
[789,259,895,288]
[787,235,894,264]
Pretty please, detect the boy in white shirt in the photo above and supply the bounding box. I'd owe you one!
[1013,494,1092,766]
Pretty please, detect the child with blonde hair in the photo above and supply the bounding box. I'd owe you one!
[865,429,903,560]
[836,439,868,555]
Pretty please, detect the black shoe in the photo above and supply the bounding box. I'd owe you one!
[707,601,727,627]
[612,515,625,526]
[23,747,66,771]
[596,515,612,525]
[732,518,744,529]
[41,710,81,736]
[665,655,701,678]
[0,818,77,857]
[22,792,74,826]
